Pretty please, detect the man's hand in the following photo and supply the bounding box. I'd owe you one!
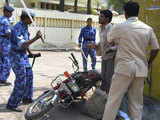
[78,44,81,48]
[148,63,152,70]
[27,48,33,56]
[87,44,96,49]
[35,31,42,40]
[109,41,115,46]
[148,49,159,69]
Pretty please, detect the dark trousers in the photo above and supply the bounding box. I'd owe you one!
[82,47,96,72]
[7,67,33,108]
[100,58,114,94]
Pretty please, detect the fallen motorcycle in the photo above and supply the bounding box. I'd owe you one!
[25,53,102,120]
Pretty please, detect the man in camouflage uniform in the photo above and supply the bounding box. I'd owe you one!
[0,6,14,86]
[7,10,42,112]
[78,18,97,72]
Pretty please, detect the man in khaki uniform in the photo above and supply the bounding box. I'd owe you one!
[102,1,159,120]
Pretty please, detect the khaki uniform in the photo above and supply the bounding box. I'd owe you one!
[103,17,159,120]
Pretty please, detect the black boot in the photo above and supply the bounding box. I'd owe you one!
[22,98,34,104]
[6,105,22,112]
[0,80,11,86]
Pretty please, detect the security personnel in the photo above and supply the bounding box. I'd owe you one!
[78,18,96,72]
[103,2,159,120]
[7,10,42,112]
[0,6,14,86]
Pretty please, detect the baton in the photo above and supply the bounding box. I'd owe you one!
[80,46,88,62]
[20,0,45,43]
[28,53,41,67]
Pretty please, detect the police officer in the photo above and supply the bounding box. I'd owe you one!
[103,2,159,120]
[78,18,96,72]
[7,10,42,112]
[0,6,14,86]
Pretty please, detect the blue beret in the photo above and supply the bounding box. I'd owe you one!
[4,6,14,12]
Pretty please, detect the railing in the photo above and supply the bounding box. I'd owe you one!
[15,16,99,28]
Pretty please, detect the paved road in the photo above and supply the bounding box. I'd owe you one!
[0,51,101,120]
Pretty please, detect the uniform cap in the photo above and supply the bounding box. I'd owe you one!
[21,9,35,17]
[4,6,14,12]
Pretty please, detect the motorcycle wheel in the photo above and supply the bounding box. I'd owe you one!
[25,90,58,120]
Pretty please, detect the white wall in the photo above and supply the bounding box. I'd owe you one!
[13,8,125,50]
[29,27,100,50]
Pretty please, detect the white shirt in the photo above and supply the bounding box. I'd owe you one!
[108,17,159,77]
[99,23,117,60]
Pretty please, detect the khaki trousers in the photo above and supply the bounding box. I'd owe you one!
[102,73,145,120]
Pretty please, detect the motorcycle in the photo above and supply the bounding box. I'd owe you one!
[25,53,102,120]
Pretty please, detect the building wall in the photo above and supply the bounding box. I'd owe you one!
[12,8,125,50]
[10,0,104,11]
[0,1,4,16]
[134,0,160,101]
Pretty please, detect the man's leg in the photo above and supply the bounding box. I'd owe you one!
[101,60,107,91]
[82,48,89,72]
[0,40,11,85]
[100,58,114,94]
[7,62,26,109]
[0,56,3,80]
[0,40,3,81]
[0,55,11,85]
[23,67,34,100]
[2,56,11,81]
[103,73,132,120]
[128,77,144,120]
[89,48,96,70]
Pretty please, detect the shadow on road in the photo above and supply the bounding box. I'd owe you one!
[34,87,50,92]
[35,101,95,120]
[0,104,13,113]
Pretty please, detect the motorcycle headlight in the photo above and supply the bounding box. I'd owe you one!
[67,82,80,93]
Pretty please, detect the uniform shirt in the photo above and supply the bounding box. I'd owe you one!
[0,16,11,54]
[99,23,117,60]
[10,21,31,67]
[78,26,96,48]
[0,16,11,37]
[108,17,159,77]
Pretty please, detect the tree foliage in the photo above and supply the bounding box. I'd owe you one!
[59,0,65,12]
[87,0,91,14]
[107,0,128,13]
[74,0,78,13]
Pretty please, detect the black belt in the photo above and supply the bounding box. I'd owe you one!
[12,49,26,54]
[0,35,7,38]
[84,38,94,41]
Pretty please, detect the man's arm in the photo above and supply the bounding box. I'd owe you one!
[93,28,96,43]
[107,25,120,45]
[106,25,120,53]
[148,28,160,68]
[78,28,83,47]
[4,20,11,39]
[148,49,159,68]
[21,31,41,48]
[27,48,32,55]
[13,24,42,49]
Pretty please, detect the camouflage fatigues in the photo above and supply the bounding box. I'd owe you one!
[0,16,12,82]
[7,21,33,107]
